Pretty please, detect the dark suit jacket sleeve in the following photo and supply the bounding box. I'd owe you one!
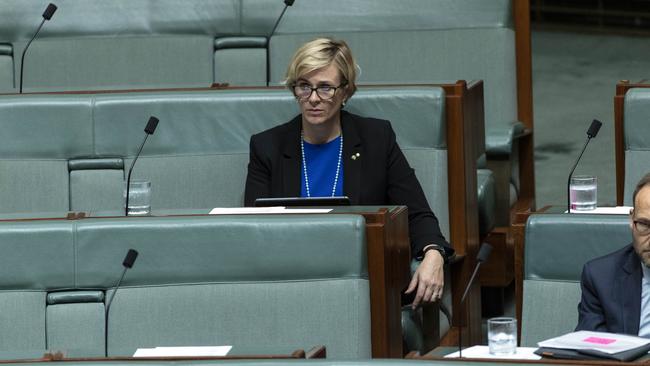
[244,133,271,206]
[576,262,609,332]
[382,122,451,258]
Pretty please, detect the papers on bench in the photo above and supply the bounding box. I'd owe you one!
[209,207,332,215]
[444,346,541,359]
[133,345,232,357]
[537,331,650,361]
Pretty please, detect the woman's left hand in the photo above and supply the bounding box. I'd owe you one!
[404,249,445,309]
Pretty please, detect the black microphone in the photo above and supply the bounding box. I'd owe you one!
[104,249,139,357]
[266,0,295,85]
[458,243,493,358]
[19,3,58,93]
[125,116,159,216]
[566,119,602,213]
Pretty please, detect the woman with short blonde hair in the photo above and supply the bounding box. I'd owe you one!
[245,37,452,308]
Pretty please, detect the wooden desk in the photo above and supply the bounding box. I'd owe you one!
[0,346,326,364]
[411,346,650,365]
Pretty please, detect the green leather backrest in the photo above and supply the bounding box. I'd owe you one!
[79,215,369,358]
[267,0,517,152]
[521,213,631,346]
[0,214,370,358]
[623,88,650,205]
[0,94,93,213]
[19,36,214,92]
[91,89,299,210]
[345,87,449,239]
[3,0,245,91]
[0,220,74,351]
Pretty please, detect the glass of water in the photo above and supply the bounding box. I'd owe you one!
[488,317,517,356]
[570,175,597,211]
[125,180,151,216]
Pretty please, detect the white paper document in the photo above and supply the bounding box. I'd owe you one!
[209,207,332,215]
[133,345,232,357]
[538,331,650,355]
[444,346,541,360]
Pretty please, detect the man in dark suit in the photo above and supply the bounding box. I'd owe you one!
[576,172,650,335]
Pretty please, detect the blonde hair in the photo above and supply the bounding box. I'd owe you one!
[284,37,358,100]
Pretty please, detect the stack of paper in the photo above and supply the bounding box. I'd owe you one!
[537,331,650,361]
[133,346,232,357]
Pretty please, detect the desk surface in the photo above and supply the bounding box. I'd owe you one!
[0,345,326,364]
[417,347,650,366]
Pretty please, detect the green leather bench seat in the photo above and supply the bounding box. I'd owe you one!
[0,86,450,241]
[0,214,370,358]
[521,213,631,346]
[623,88,650,204]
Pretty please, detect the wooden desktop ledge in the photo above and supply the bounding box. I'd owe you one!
[0,346,326,364]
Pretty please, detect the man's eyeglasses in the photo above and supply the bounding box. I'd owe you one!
[292,82,346,100]
[633,220,650,235]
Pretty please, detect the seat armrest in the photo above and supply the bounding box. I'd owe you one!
[485,121,526,158]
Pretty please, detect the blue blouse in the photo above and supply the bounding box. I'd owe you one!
[300,136,344,197]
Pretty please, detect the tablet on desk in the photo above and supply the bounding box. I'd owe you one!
[254,196,351,207]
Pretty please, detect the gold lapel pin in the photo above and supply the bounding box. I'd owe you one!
[351,152,361,160]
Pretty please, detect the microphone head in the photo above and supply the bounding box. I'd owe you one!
[476,243,493,263]
[122,249,139,268]
[144,116,159,135]
[43,3,58,20]
[284,0,295,5]
[586,119,602,138]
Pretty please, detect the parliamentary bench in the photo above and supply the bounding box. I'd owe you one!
[0,0,532,241]
[0,214,371,358]
[0,82,485,349]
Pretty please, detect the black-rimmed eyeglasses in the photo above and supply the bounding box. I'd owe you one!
[292,82,346,100]
[634,220,650,235]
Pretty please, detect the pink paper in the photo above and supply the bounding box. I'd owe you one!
[583,337,616,345]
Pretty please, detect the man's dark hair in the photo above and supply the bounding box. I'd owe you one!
[632,172,650,208]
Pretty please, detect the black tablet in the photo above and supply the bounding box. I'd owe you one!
[254,196,351,207]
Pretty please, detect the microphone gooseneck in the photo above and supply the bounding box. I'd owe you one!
[458,243,493,358]
[19,3,58,93]
[266,0,295,85]
[125,117,159,216]
[566,119,602,213]
[105,249,139,357]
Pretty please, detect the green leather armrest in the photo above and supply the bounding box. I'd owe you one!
[485,121,526,158]
[47,291,105,305]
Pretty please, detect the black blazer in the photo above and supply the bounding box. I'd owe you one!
[244,110,451,258]
[576,244,641,335]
